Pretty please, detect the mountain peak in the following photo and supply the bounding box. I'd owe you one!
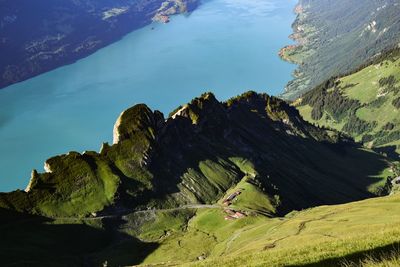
[169,92,222,125]
[113,104,164,144]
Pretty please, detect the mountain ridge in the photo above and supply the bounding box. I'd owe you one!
[0,91,390,219]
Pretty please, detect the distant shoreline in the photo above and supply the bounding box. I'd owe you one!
[0,0,200,90]
[278,2,303,64]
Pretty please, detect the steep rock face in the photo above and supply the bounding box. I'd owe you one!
[0,92,389,217]
[0,0,199,89]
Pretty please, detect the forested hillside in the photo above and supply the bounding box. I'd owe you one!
[296,47,400,158]
[280,0,400,99]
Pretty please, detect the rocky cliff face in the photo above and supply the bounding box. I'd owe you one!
[0,0,199,89]
[0,91,389,217]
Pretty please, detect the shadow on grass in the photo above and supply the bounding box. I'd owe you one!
[290,242,400,267]
[0,208,159,267]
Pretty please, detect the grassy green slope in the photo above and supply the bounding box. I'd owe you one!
[179,194,400,267]
[296,48,400,157]
[3,193,400,267]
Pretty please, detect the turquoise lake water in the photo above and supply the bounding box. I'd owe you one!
[0,0,296,191]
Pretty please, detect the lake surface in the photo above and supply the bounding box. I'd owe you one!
[0,0,296,191]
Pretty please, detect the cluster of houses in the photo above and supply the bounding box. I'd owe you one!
[224,208,246,220]
[222,190,247,220]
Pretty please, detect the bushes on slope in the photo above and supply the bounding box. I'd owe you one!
[392,97,400,109]
[302,79,361,122]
